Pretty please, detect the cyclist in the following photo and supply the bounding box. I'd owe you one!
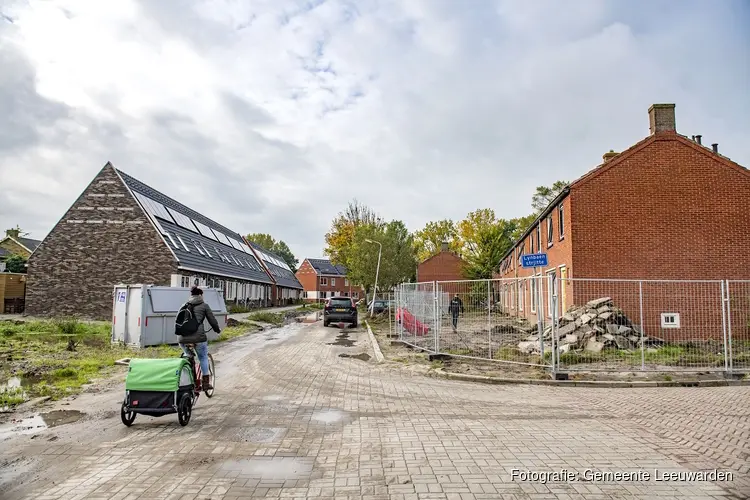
[177,286,220,390]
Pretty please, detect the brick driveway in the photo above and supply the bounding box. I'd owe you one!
[1,322,748,499]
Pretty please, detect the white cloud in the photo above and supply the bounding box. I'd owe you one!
[1,0,749,261]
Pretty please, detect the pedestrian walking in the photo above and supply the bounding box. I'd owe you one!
[448,293,464,332]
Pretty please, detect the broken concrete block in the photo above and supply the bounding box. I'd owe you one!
[597,305,611,314]
[599,312,613,321]
[586,297,613,308]
[557,322,577,337]
[579,313,596,325]
[558,343,571,354]
[585,338,605,353]
[606,324,620,335]
[562,313,576,323]
[517,341,538,354]
[617,325,633,335]
[613,335,631,350]
[563,334,578,345]
[603,333,615,341]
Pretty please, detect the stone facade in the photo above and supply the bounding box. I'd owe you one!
[0,237,31,259]
[26,164,178,320]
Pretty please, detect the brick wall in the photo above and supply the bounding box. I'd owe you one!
[296,260,319,300]
[295,260,362,300]
[26,164,178,320]
[569,134,750,340]
[417,251,465,295]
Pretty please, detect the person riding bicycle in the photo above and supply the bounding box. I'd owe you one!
[176,286,220,390]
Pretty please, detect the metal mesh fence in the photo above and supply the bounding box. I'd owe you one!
[727,280,750,371]
[393,277,750,373]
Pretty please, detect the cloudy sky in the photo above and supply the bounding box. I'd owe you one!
[1,0,749,261]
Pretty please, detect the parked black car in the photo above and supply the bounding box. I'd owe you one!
[368,299,392,314]
[324,296,358,327]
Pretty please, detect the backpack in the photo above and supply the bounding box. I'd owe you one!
[175,302,200,336]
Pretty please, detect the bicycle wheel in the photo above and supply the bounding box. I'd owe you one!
[204,354,215,398]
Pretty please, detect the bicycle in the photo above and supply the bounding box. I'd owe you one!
[180,342,215,400]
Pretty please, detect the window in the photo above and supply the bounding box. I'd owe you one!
[345,279,349,287]
[331,278,336,286]
[192,241,205,255]
[176,235,190,252]
[559,266,567,313]
[201,242,212,258]
[519,280,525,311]
[547,216,553,246]
[661,313,680,328]
[165,233,178,249]
[558,204,565,239]
[530,234,535,254]
[536,225,541,252]
[321,277,328,286]
[547,270,556,318]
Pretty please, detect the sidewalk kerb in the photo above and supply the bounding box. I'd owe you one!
[364,321,385,363]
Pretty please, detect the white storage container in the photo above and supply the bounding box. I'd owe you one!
[111,284,227,347]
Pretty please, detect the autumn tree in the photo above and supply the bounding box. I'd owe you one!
[323,199,384,269]
[456,209,517,280]
[412,219,460,262]
[245,233,299,272]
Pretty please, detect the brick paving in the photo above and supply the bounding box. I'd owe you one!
[2,322,749,499]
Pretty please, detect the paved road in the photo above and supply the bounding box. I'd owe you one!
[1,321,749,499]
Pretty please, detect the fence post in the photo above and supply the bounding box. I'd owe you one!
[433,281,439,354]
[638,281,645,371]
[726,280,733,372]
[551,277,558,374]
[487,279,492,359]
[721,280,729,373]
[537,277,545,362]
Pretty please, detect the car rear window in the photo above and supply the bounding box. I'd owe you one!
[330,298,352,307]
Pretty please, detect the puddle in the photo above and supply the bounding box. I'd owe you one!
[219,457,313,480]
[311,409,346,424]
[0,410,84,441]
[339,353,371,362]
[327,332,355,347]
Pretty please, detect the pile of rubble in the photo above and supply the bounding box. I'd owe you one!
[518,297,665,355]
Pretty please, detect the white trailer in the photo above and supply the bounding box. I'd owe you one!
[111,284,227,348]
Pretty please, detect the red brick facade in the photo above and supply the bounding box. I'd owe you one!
[416,246,466,294]
[495,104,750,340]
[296,259,363,301]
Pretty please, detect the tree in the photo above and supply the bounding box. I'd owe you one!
[5,254,27,273]
[412,219,460,262]
[457,209,517,280]
[531,180,569,214]
[346,220,417,293]
[245,233,299,272]
[323,199,384,269]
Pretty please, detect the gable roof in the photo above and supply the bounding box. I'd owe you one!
[307,258,348,276]
[498,131,750,267]
[115,168,274,284]
[0,235,42,254]
[246,241,303,290]
[418,249,464,267]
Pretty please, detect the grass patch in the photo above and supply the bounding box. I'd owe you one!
[0,387,25,409]
[246,312,285,326]
[213,321,261,343]
[0,316,260,404]
[557,345,728,367]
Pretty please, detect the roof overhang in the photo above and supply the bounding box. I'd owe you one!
[177,266,274,284]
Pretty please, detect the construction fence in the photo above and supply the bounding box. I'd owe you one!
[391,277,750,374]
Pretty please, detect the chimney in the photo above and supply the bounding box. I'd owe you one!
[5,228,19,239]
[602,150,618,163]
[695,134,702,145]
[441,241,449,252]
[712,143,719,153]
[648,103,676,135]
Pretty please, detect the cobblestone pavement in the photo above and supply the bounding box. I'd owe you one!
[1,322,748,499]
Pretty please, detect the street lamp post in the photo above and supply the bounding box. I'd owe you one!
[365,238,382,317]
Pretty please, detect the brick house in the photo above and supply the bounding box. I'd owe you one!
[26,162,278,319]
[494,103,750,341]
[416,242,466,294]
[246,241,304,306]
[296,258,363,301]
[0,228,41,271]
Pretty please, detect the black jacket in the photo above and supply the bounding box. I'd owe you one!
[448,297,464,315]
[177,295,221,344]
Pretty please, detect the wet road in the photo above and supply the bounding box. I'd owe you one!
[1,321,749,499]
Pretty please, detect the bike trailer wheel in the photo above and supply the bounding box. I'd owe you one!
[177,392,192,426]
[121,401,136,426]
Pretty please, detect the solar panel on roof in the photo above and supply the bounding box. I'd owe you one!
[166,207,197,232]
[211,229,234,248]
[133,191,175,224]
[192,219,218,241]
[228,238,244,252]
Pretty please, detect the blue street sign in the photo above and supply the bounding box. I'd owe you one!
[521,253,548,268]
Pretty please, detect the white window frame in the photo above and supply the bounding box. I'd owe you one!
[176,235,190,252]
[546,269,556,318]
[321,277,328,286]
[558,204,565,240]
[331,278,336,286]
[547,216,553,247]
